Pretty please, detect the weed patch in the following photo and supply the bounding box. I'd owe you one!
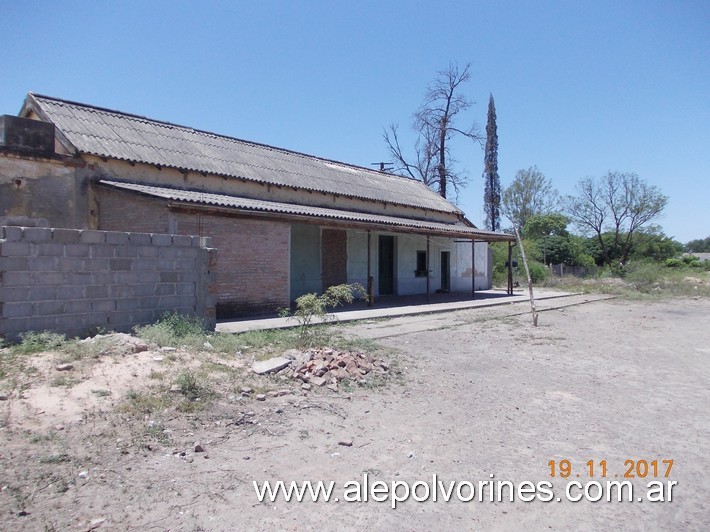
[122,388,171,415]
[134,312,207,349]
[11,332,66,355]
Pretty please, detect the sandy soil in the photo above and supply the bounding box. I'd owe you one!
[1,296,708,531]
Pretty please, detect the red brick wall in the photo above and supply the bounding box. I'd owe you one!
[97,187,290,318]
[98,187,170,233]
[176,211,289,317]
[321,228,347,291]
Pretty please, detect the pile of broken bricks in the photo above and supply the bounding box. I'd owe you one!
[252,348,389,393]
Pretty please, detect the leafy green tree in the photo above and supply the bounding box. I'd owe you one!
[483,94,501,230]
[686,236,710,253]
[523,213,569,239]
[583,228,681,266]
[567,235,597,268]
[523,213,594,266]
[628,226,684,262]
[501,166,558,229]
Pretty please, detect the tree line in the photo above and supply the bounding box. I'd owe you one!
[383,61,704,272]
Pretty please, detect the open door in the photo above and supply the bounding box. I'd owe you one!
[378,235,394,295]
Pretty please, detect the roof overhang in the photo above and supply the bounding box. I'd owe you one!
[97,180,515,242]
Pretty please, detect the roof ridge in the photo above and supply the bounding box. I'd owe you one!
[29,92,421,185]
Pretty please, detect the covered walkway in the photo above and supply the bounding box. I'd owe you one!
[215,289,580,334]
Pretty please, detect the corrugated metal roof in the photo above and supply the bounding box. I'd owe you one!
[98,180,514,241]
[25,93,461,215]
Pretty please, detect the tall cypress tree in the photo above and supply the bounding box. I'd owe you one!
[483,94,501,230]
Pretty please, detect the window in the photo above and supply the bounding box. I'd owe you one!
[415,250,428,277]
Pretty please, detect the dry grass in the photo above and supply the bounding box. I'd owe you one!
[541,266,710,299]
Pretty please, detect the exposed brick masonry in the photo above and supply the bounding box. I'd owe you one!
[321,229,347,291]
[175,212,290,317]
[97,187,290,318]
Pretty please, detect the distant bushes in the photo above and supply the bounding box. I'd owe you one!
[526,261,550,283]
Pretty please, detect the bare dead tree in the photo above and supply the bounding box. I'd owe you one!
[564,172,668,267]
[384,62,482,199]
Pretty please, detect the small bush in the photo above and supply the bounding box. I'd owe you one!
[282,283,367,345]
[174,371,201,399]
[623,262,664,291]
[664,257,683,268]
[12,331,66,355]
[135,312,206,348]
[155,312,206,337]
[526,261,550,284]
[174,370,214,406]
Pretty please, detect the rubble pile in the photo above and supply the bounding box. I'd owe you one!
[288,348,388,388]
[252,348,389,392]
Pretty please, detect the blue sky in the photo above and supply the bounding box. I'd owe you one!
[2,0,708,242]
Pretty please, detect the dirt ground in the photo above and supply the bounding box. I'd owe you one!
[1,296,709,530]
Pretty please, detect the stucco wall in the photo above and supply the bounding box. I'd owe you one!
[451,241,491,292]
[344,231,490,296]
[346,230,369,289]
[0,152,91,230]
[290,224,321,300]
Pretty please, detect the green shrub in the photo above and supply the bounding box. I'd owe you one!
[12,331,66,354]
[623,261,664,291]
[173,370,214,411]
[174,370,204,400]
[526,261,550,283]
[664,257,683,268]
[282,283,366,345]
[134,312,206,348]
[157,312,206,337]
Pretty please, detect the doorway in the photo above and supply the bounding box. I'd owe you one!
[378,235,395,295]
[440,251,450,292]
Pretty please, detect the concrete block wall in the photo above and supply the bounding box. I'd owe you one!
[0,226,216,342]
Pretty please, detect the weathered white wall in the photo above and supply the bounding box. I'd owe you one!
[289,224,321,300]
[451,241,491,291]
[343,232,490,296]
[397,234,432,295]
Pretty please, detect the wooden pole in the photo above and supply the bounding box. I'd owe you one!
[513,225,538,326]
[367,230,373,306]
[507,241,513,295]
[471,239,475,298]
[426,236,430,303]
